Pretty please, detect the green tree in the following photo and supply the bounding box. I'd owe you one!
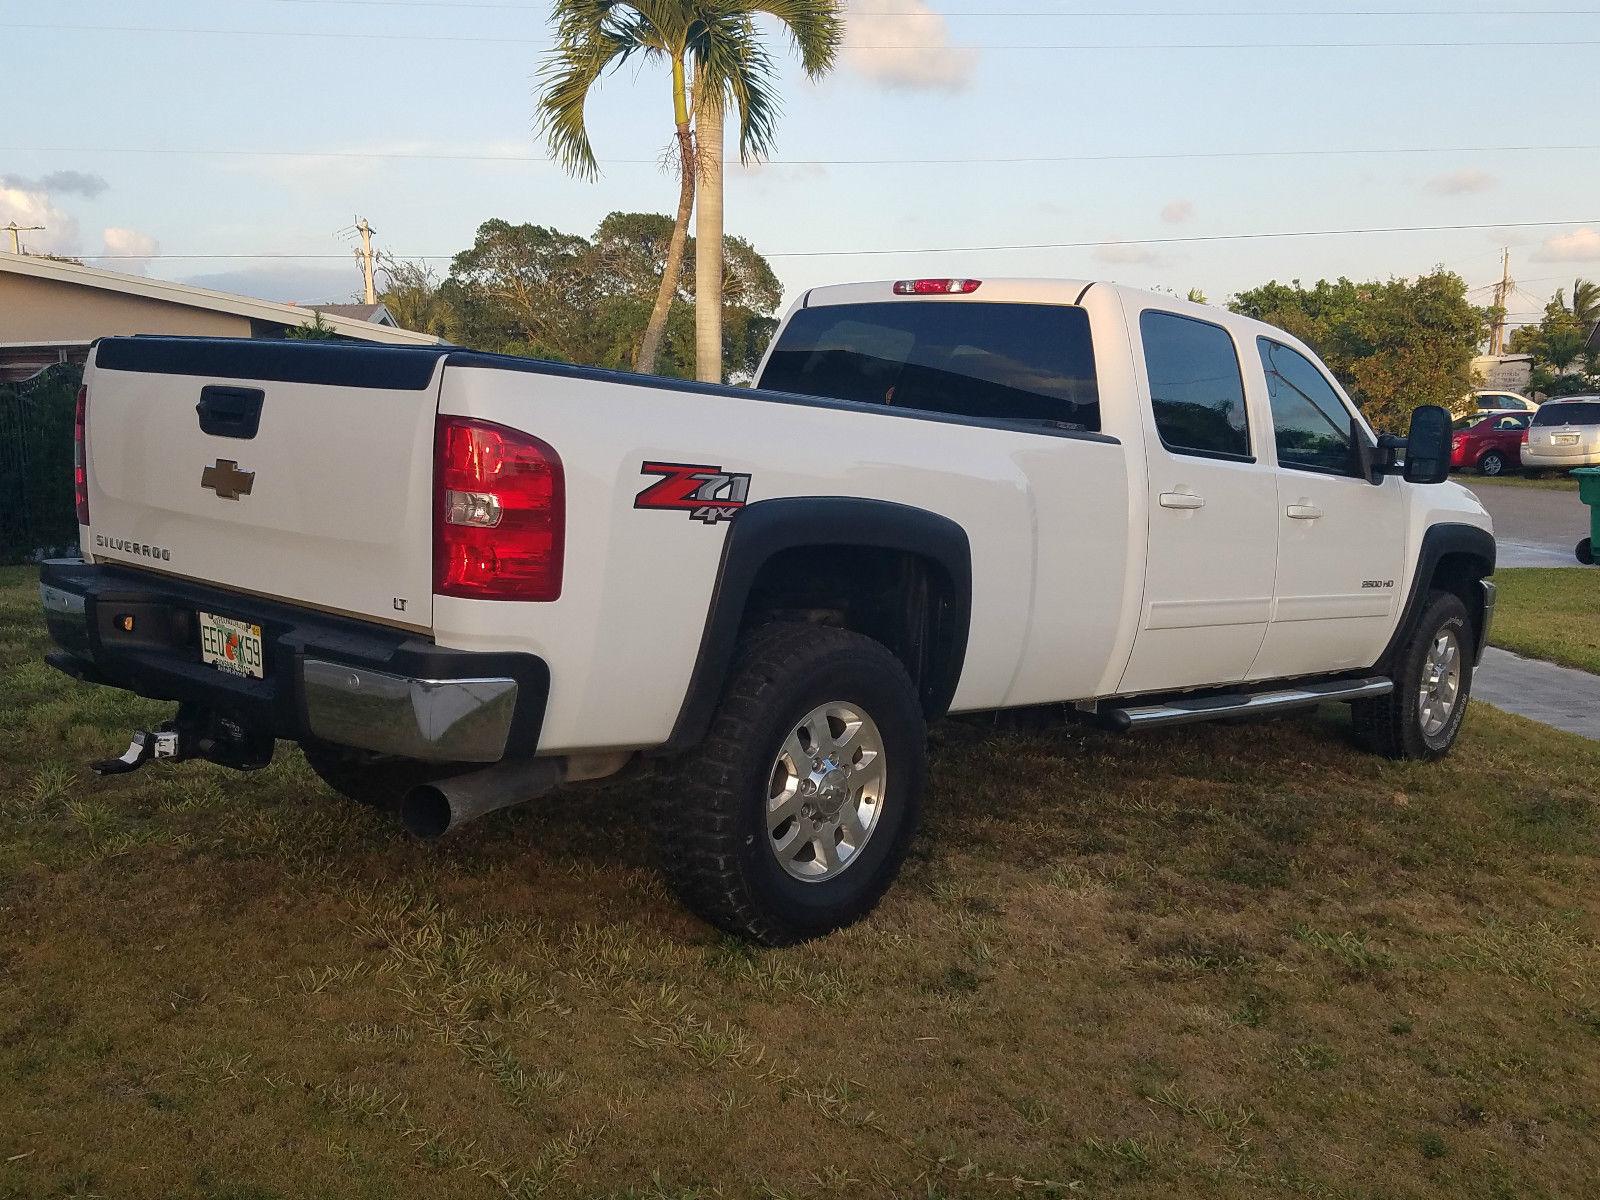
[1231,271,1483,432]
[444,218,595,359]
[693,1,843,383]
[376,254,461,342]
[1509,293,1597,398]
[284,312,341,340]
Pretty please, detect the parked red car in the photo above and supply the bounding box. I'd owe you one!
[1451,410,1532,476]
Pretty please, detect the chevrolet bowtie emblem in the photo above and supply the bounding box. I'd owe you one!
[201,458,255,501]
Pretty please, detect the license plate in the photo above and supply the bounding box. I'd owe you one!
[198,611,265,679]
[1553,433,1579,445]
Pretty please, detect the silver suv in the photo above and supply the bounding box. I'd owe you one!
[1523,396,1600,473]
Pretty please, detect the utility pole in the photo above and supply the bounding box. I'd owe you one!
[1490,247,1512,356]
[354,216,378,305]
[4,222,45,254]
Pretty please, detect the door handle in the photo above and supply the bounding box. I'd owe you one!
[1286,503,1323,520]
[1158,492,1206,510]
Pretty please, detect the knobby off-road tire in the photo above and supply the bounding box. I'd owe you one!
[299,740,469,809]
[1352,590,1474,760]
[657,622,927,945]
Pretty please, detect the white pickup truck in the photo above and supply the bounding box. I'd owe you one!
[41,278,1496,943]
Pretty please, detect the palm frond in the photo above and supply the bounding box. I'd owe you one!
[535,3,652,179]
[694,14,782,162]
[733,0,844,77]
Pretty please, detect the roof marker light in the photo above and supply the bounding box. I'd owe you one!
[893,278,983,296]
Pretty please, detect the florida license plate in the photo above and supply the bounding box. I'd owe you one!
[1553,433,1579,445]
[198,611,265,679]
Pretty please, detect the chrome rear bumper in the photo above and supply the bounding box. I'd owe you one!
[301,660,518,763]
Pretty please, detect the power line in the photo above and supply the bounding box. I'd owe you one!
[12,22,1600,49]
[88,217,1600,262]
[6,142,1599,168]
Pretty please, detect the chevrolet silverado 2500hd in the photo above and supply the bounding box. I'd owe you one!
[40,279,1494,944]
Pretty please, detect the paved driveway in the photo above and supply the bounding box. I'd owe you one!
[1463,481,1590,567]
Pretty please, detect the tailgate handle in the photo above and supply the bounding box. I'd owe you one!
[196,386,265,440]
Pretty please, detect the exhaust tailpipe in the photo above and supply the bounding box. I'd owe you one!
[401,756,566,839]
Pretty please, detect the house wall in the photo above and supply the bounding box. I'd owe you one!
[0,274,253,342]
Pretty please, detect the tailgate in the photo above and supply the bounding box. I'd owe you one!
[84,338,447,628]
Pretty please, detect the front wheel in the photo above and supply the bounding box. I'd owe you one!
[1352,590,1474,760]
[1478,450,1507,477]
[656,623,926,945]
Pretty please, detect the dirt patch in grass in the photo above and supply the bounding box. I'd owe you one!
[3,564,1600,1198]
[1491,567,1600,675]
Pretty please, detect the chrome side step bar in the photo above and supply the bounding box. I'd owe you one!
[1104,677,1393,732]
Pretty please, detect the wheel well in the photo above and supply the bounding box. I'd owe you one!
[742,545,963,718]
[1429,551,1490,642]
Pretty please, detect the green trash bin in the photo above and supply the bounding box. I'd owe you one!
[1575,467,1600,565]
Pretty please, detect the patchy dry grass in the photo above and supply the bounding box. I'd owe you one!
[1464,473,1582,492]
[1490,568,1600,675]
[2,563,1599,1199]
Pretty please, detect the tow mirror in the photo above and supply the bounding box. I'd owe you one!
[1403,404,1453,485]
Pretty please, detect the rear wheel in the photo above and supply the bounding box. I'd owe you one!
[1352,590,1474,760]
[1477,450,1507,477]
[1579,537,1594,566]
[656,623,926,945]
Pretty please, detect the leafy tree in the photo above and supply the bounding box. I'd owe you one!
[693,1,843,383]
[384,213,784,381]
[1508,292,1598,398]
[1231,271,1484,432]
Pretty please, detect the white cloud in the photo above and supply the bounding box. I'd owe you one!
[0,184,81,255]
[1532,227,1600,263]
[843,0,977,92]
[0,170,108,199]
[1423,168,1496,195]
[100,227,161,275]
[1093,242,1166,266]
[1160,199,1194,224]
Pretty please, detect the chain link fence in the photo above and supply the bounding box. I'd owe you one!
[0,363,82,565]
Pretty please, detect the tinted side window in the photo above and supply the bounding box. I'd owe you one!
[1258,339,1357,475]
[759,302,1100,431]
[1139,311,1250,459]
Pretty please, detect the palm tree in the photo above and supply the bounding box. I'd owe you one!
[693,2,843,383]
[538,2,704,374]
[537,1,841,378]
[1569,277,1600,338]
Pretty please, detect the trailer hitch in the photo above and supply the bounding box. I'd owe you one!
[91,724,191,776]
[90,703,273,776]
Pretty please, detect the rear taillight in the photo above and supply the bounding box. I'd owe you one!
[73,385,89,525]
[434,416,564,601]
[894,278,982,296]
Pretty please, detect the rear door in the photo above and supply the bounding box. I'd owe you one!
[1118,309,1278,694]
[1248,337,1404,680]
[84,339,445,628]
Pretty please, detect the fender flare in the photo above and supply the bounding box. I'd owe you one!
[1371,522,1496,672]
[661,497,973,753]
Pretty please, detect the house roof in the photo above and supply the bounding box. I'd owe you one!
[0,251,440,345]
[299,302,397,326]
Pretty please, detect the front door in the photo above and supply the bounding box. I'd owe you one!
[1248,337,1406,680]
[1118,309,1279,695]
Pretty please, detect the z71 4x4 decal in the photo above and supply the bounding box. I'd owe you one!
[635,461,752,525]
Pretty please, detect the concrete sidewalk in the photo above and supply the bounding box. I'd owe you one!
[1474,647,1600,741]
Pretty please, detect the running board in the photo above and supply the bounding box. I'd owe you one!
[1103,677,1393,732]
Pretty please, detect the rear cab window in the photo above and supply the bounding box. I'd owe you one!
[757,301,1100,432]
[1138,310,1251,460]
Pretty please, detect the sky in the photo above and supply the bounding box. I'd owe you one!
[5,0,1600,332]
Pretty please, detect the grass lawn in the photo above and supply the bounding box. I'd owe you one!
[1491,568,1600,675]
[1460,473,1582,492]
[3,563,1600,1199]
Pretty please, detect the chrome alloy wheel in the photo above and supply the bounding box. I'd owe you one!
[1418,626,1463,738]
[766,702,887,883]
